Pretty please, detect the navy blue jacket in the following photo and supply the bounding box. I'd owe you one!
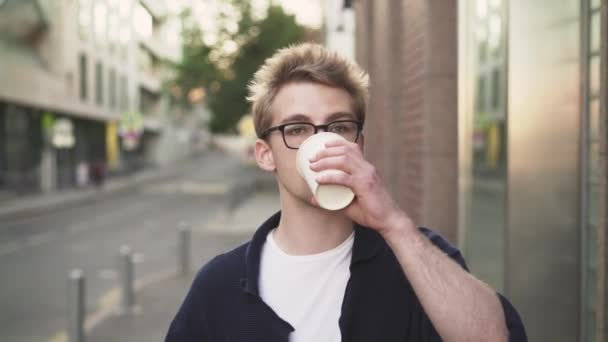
[166,211,527,341]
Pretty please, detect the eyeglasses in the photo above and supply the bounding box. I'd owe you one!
[260,120,363,150]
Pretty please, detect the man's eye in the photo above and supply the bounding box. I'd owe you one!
[330,124,351,133]
[285,125,309,135]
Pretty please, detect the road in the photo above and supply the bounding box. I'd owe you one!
[0,151,265,341]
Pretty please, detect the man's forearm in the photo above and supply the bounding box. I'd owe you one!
[380,214,508,342]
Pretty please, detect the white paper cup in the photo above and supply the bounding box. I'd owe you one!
[296,132,355,211]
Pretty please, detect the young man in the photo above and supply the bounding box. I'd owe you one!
[166,43,526,342]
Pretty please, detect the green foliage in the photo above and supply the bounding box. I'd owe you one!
[171,1,307,133]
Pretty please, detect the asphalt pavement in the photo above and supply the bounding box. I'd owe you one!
[0,150,278,342]
[86,188,279,342]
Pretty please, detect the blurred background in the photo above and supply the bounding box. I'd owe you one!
[0,0,605,341]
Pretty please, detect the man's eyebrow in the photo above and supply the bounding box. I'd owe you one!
[279,114,311,124]
[326,111,357,122]
[278,112,357,125]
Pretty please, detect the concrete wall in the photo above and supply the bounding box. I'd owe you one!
[0,0,128,122]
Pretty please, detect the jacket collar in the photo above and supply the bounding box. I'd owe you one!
[241,211,383,295]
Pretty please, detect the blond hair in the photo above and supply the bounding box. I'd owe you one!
[247,43,369,138]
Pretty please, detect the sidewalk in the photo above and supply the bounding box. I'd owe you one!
[0,149,269,220]
[0,160,188,220]
[0,134,260,220]
[85,187,280,342]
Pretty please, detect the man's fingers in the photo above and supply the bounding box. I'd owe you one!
[316,171,352,188]
[310,156,352,173]
[309,146,348,162]
[324,139,348,147]
[310,143,362,162]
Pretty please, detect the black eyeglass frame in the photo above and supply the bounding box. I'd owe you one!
[260,119,363,150]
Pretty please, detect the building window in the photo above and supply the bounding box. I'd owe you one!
[95,62,103,106]
[120,75,129,111]
[93,2,107,48]
[119,0,131,19]
[109,68,117,109]
[108,13,119,55]
[78,0,92,41]
[79,54,88,101]
[137,46,153,73]
[119,19,132,58]
[118,0,132,58]
[134,3,153,39]
[107,0,119,55]
[465,0,507,292]
[581,1,605,341]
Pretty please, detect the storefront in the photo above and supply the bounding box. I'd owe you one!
[0,103,43,194]
[0,102,108,193]
[459,0,606,341]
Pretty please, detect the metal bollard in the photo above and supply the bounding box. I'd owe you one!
[119,245,135,314]
[178,221,191,276]
[68,269,85,342]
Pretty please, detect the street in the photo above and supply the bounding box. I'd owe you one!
[0,151,272,341]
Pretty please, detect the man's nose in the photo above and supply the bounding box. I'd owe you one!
[315,126,329,134]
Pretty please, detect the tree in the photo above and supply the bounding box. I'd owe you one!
[171,1,308,133]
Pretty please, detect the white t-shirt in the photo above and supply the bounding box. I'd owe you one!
[259,229,354,342]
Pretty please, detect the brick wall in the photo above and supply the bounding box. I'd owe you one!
[354,0,458,243]
[398,0,426,227]
[598,1,607,339]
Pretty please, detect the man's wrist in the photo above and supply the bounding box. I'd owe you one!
[378,210,418,242]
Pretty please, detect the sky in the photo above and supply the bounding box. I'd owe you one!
[176,0,323,51]
[182,0,323,30]
[273,0,323,28]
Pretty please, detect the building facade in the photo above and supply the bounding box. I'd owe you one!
[349,0,607,341]
[0,0,198,195]
[322,0,355,61]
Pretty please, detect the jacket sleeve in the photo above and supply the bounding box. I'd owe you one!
[165,258,218,342]
[419,227,528,342]
[497,293,527,342]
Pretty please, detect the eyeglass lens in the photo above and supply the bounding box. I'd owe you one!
[282,121,359,148]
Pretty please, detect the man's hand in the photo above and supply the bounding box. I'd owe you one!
[310,140,510,342]
[309,139,414,236]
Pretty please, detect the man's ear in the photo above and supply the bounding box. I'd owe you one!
[255,139,276,172]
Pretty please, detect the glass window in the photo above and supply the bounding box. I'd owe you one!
[120,75,128,111]
[476,0,488,19]
[491,68,501,110]
[590,99,599,139]
[590,56,600,95]
[109,69,116,109]
[119,0,131,19]
[79,54,88,101]
[137,47,153,72]
[488,0,501,10]
[478,39,488,64]
[108,13,119,54]
[589,141,601,185]
[78,0,91,41]
[465,0,507,293]
[582,2,605,341]
[95,62,103,106]
[476,75,486,110]
[93,2,107,47]
[119,21,131,58]
[134,3,153,39]
[590,12,600,53]
[488,13,502,56]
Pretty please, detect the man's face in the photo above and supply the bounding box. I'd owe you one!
[255,82,363,205]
